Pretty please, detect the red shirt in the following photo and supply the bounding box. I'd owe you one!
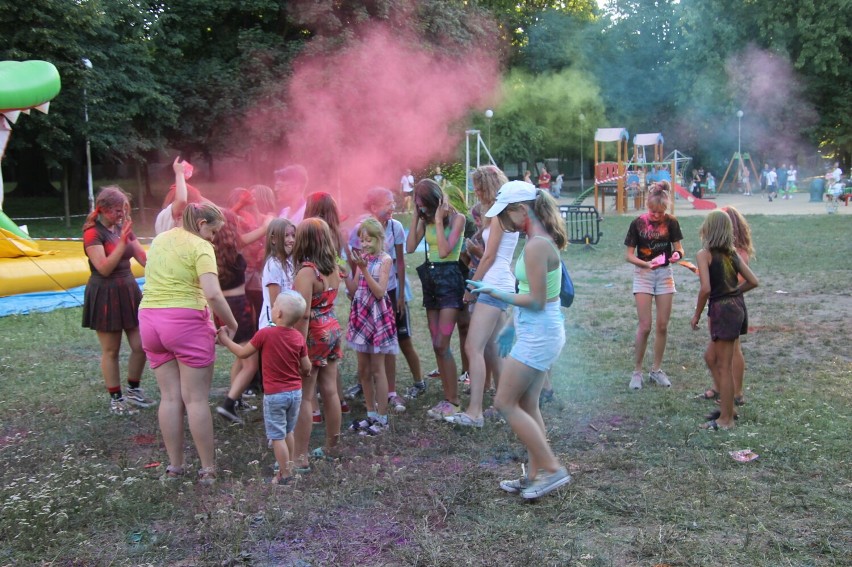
[250,326,307,394]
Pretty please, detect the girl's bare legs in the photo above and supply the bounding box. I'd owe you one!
[651,293,674,371]
[463,303,503,418]
[706,339,736,428]
[358,352,376,413]
[125,327,146,382]
[493,358,560,480]
[397,335,422,384]
[427,308,460,405]
[155,360,185,469]
[633,293,653,372]
[226,349,259,400]
[316,361,341,453]
[293,367,318,469]
[732,338,745,401]
[456,307,471,374]
[371,354,389,416]
[96,330,124,392]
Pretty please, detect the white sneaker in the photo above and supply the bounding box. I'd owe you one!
[648,369,672,387]
[388,395,407,413]
[629,371,643,390]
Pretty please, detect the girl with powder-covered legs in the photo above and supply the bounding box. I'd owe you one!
[691,211,759,430]
[445,166,518,427]
[624,181,685,390]
[407,179,467,421]
[467,181,571,499]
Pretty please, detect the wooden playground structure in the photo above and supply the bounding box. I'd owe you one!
[593,129,680,215]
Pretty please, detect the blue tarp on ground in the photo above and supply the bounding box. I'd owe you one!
[0,278,146,317]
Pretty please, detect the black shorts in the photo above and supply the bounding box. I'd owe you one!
[222,294,257,344]
[387,287,412,339]
[708,295,748,341]
[416,260,465,311]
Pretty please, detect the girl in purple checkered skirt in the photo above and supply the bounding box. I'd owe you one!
[345,218,399,433]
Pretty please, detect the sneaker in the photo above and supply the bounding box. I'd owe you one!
[358,421,386,436]
[648,369,672,387]
[499,476,529,494]
[629,371,643,390]
[426,400,459,421]
[444,412,484,428]
[389,395,407,413]
[344,383,363,400]
[110,397,139,416]
[426,368,440,378]
[458,371,470,384]
[235,398,258,412]
[520,467,572,499]
[312,411,323,424]
[483,406,504,422]
[340,400,351,414]
[125,387,156,408]
[539,388,555,407]
[216,403,244,425]
[348,418,372,432]
[406,380,428,400]
[242,388,257,398]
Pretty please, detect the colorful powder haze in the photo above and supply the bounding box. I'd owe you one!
[274,24,500,214]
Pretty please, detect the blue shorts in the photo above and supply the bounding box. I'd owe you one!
[263,389,302,440]
[476,291,509,311]
[510,301,565,371]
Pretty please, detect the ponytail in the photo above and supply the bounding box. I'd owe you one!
[532,190,568,250]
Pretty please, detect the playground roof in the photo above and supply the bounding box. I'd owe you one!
[595,128,629,143]
[634,133,664,146]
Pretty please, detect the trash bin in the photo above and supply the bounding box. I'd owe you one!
[809,177,825,202]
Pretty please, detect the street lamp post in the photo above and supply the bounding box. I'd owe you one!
[579,113,586,191]
[82,58,94,213]
[485,108,493,149]
[736,109,743,157]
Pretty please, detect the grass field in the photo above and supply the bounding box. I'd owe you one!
[0,210,850,566]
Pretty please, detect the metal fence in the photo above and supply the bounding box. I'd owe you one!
[559,205,603,247]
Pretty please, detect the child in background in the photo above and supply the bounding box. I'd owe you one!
[691,210,758,430]
[212,209,259,424]
[346,188,423,408]
[701,206,755,408]
[345,218,399,435]
[218,292,311,484]
[624,181,685,390]
[291,218,345,469]
[258,219,296,330]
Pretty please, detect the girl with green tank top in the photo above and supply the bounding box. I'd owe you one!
[407,179,467,421]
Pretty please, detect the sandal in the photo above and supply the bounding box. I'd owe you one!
[197,467,217,486]
[697,388,720,401]
[705,409,739,421]
[161,465,185,481]
[269,474,292,486]
[699,419,733,431]
[715,396,746,407]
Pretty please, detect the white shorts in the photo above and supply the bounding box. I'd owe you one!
[510,301,565,372]
[632,265,676,296]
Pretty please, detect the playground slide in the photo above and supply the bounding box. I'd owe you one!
[673,183,716,210]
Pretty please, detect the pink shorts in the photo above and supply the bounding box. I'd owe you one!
[139,307,216,369]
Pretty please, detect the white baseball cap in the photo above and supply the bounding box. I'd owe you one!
[485,180,538,217]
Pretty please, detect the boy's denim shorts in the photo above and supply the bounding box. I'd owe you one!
[263,389,302,440]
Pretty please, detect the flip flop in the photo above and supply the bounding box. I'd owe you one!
[697,388,720,401]
[699,419,733,431]
[705,409,739,421]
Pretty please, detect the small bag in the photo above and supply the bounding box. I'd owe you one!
[560,261,575,308]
